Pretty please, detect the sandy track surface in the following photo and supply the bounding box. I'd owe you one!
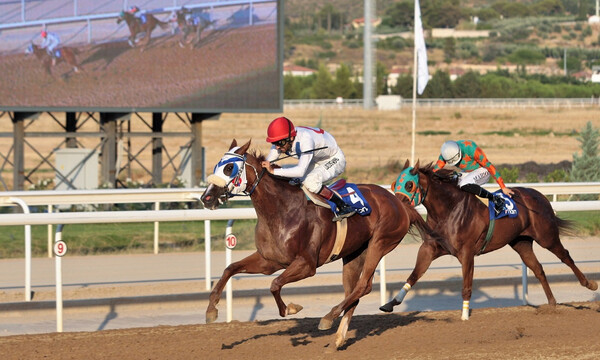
[1,301,599,359]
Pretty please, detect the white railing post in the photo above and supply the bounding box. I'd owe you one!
[48,204,53,258]
[522,261,528,305]
[55,224,65,332]
[205,220,211,291]
[379,256,387,306]
[154,201,160,254]
[9,197,31,301]
[225,219,235,322]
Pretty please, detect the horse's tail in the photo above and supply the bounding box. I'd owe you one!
[158,19,170,30]
[556,216,577,237]
[404,202,443,243]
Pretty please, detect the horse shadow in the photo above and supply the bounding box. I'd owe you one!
[219,312,435,351]
[97,304,118,330]
[79,42,131,71]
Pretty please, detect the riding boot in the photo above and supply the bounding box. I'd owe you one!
[318,186,356,222]
[460,183,505,215]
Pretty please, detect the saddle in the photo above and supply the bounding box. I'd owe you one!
[480,191,519,254]
[301,180,372,263]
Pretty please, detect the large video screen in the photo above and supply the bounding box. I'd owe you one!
[0,0,282,113]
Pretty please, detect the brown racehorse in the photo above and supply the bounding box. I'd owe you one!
[25,43,81,75]
[117,11,170,50]
[201,140,439,349]
[380,161,598,319]
[171,7,213,48]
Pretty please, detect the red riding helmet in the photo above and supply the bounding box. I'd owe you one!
[266,117,296,143]
[41,30,47,38]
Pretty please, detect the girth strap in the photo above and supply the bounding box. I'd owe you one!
[301,186,349,263]
[478,218,495,255]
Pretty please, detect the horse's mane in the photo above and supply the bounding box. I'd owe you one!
[419,163,458,186]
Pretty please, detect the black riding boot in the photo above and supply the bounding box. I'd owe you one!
[318,186,356,222]
[460,183,505,215]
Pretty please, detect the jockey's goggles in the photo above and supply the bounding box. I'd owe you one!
[272,138,291,147]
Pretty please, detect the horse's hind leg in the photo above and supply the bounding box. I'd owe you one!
[511,238,557,305]
[206,251,282,323]
[543,239,598,291]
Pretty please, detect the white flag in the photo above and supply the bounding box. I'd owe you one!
[415,0,428,95]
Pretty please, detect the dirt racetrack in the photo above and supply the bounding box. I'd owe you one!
[0,23,278,111]
[1,301,599,359]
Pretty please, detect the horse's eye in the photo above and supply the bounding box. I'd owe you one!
[405,181,414,192]
[223,164,234,176]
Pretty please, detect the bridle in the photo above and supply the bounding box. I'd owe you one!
[211,151,267,201]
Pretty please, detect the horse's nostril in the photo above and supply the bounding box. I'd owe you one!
[204,195,212,202]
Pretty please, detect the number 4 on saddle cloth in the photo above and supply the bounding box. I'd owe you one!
[489,190,518,220]
[301,179,372,217]
[324,179,372,216]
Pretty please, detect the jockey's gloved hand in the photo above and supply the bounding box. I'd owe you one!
[289,178,302,186]
[451,172,462,181]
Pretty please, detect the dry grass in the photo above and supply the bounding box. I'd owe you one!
[1,105,596,188]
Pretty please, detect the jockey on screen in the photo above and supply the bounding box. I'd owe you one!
[40,29,60,66]
[128,5,146,23]
[434,140,514,216]
[261,117,356,222]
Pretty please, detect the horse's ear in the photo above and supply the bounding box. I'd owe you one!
[228,139,237,150]
[410,160,420,175]
[403,159,410,170]
[238,140,251,155]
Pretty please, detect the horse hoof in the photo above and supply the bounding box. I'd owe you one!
[286,303,303,315]
[318,316,333,331]
[588,280,598,291]
[379,299,399,313]
[206,309,218,324]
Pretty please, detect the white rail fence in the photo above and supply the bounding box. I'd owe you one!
[284,97,600,110]
[0,183,599,330]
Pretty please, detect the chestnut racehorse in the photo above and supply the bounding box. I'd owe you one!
[117,11,170,50]
[171,7,213,48]
[201,140,439,348]
[380,161,598,319]
[26,43,81,75]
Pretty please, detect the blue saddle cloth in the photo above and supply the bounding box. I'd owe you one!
[325,180,372,216]
[54,49,61,58]
[488,190,519,220]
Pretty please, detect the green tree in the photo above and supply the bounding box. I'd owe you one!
[333,63,356,99]
[312,64,336,99]
[283,75,302,99]
[423,70,453,98]
[571,121,600,183]
[443,37,456,64]
[453,71,482,98]
[392,74,414,98]
[381,1,413,29]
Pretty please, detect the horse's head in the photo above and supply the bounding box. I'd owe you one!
[391,160,427,207]
[201,139,255,209]
[117,11,125,24]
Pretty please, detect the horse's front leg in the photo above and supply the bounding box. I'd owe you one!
[380,241,446,312]
[206,251,282,323]
[270,256,317,317]
[459,253,475,320]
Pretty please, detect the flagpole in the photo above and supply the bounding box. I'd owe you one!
[411,34,417,166]
[411,0,428,166]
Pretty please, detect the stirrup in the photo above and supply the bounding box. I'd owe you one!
[493,196,504,215]
[332,207,356,222]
